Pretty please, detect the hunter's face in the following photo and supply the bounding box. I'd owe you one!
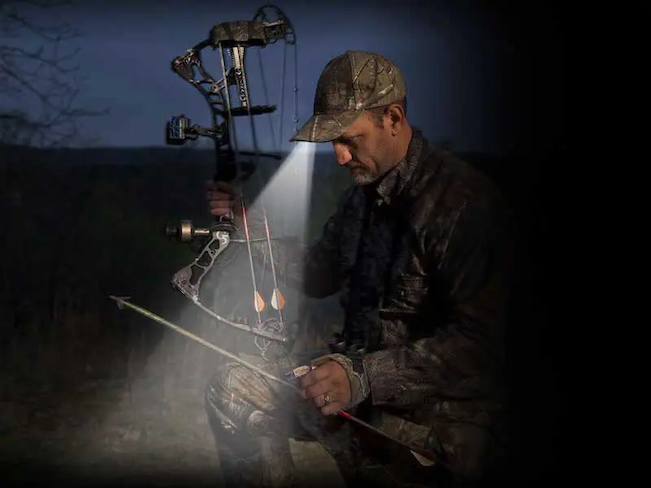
[331,111,396,185]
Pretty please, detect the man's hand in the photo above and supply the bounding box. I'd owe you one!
[205,180,242,221]
[298,358,352,415]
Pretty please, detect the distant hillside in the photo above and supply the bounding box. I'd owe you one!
[1,142,547,240]
[1,142,540,196]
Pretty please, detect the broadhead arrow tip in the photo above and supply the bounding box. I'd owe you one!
[108,295,130,309]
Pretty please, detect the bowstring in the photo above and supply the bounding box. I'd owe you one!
[217,43,263,327]
[239,46,285,328]
[278,41,288,153]
[292,37,299,136]
[254,49,271,292]
[256,49,277,153]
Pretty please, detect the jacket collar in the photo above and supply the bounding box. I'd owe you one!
[373,126,431,206]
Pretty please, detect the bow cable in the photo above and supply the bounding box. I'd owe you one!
[256,50,277,152]
[292,40,299,136]
[277,44,287,151]
[239,45,286,324]
[217,44,265,323]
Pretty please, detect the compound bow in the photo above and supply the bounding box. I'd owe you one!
[162,3,299,354]
[108,7,444,465]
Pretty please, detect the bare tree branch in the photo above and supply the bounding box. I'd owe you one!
[0,0,107,147]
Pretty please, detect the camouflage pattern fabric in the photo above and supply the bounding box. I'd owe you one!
[291,50,407,143]
[234,127,514,485]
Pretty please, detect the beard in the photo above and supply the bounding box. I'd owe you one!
[348,165,379,185]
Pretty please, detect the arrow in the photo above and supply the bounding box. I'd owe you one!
[337,410,438,466]
[108,295,294,389]
[108,294,443,467]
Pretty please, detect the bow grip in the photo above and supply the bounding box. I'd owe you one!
[213,156,257,184]
[214,150,238,183]
[214,165,237,183]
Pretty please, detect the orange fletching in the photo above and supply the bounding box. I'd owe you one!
[254,292,265,313]
[271,289,285,310]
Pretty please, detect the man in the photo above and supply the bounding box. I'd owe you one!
[204,50,514,487]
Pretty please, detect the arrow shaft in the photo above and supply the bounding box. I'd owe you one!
[108,295,295,389]
[337,410,440,463]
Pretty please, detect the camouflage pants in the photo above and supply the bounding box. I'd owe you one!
[204,351,451,488]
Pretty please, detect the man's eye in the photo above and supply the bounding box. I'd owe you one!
[347,136,359,146]
[335,135,359,147]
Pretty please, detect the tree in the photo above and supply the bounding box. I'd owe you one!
[0,0,105,147]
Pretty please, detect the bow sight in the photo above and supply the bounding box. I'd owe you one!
[160,4,299,352]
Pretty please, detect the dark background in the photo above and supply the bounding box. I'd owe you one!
[1,0,564,485]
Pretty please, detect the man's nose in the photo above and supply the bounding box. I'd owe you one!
[333,143,352,166]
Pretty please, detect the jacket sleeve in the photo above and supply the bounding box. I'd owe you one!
[248,185,354,299]
[361,192,514,408]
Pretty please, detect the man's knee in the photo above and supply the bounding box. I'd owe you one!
[204,361,287,438]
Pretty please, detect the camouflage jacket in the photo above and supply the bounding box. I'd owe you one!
[256,127,514,421]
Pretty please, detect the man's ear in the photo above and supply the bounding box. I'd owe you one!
[386,103,406,132]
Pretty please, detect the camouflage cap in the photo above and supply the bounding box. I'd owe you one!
[290,50,407,143]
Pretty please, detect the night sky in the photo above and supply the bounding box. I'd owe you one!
[11,0,565,156]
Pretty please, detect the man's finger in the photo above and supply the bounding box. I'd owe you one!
[217,181,239,195]
[209,200,234,210]
[298,366,331,389]
[321,401,344,416]
[209,207,231,216]
[206,180,237,194]
[207,191,235,202]
[312,392,329,408]
[302,381,329,400]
